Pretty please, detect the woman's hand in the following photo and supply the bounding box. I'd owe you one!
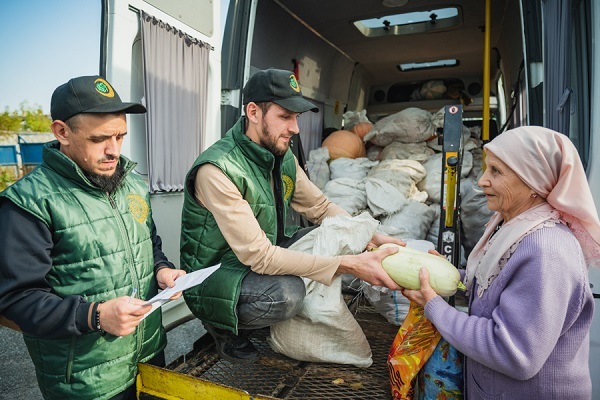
[401,267,438,307]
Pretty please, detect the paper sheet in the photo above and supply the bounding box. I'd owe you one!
[142,264,220,320]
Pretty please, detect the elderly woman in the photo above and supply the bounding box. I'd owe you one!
[402,126,599,399]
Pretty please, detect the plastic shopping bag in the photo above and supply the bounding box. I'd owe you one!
[387,301,441,399]
[415,337,463,399]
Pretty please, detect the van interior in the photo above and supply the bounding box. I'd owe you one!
[220,0,529,151]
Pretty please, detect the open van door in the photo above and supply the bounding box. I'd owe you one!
[101,0,223,328]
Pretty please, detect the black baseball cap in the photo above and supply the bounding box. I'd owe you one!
[50,75,146,122]
[243,69,319,113]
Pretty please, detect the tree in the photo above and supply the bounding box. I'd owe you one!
[0,103,51,134]
[22,104,51,132]
[0,109,22,133]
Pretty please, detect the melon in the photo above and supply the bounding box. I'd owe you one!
[322,130,367,160]
[351,122,373,140]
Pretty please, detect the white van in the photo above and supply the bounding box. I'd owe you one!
[101,0,600,397]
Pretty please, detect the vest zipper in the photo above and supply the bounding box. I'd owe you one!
[107,192,143,354]
[272,158,285,244]
[65,335,76,383]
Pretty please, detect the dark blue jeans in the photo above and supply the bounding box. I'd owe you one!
[236,226,318,330]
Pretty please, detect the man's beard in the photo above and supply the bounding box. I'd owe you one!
[260,120,289,157]
[83,162,125,194]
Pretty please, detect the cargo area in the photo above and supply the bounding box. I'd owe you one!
[140,294,399,399]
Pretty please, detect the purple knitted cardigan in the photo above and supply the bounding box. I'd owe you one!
[425,224,594,399]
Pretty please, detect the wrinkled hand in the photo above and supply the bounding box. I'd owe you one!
[401,267,438,307]
[366,233,405,251]
[339,246,401,290]
[97,297,153,336]
[427,248,443,258]
[156,267,187,300]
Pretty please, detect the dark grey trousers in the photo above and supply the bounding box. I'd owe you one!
[236,226,319,330]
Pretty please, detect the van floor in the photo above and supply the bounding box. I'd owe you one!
[163,293,398,399]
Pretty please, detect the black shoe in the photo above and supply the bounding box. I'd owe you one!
[204,324,260,363]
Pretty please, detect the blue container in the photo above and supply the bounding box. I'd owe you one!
[0,145,18,165]
[19,142,44,164]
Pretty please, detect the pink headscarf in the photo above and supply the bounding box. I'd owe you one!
[466,126,600,296]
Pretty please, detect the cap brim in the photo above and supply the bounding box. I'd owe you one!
[274,97,319,113]
[85,102,147,115]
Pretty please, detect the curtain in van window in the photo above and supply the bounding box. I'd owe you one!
[542,0,572,136]
[297,100,324,161]
[140,11,211,192]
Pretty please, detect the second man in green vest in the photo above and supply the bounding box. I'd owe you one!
[181,68,403,363]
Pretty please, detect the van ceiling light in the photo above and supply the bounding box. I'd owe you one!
[382,0,409,7]
[398,59,459,71]
[354,7,460,38]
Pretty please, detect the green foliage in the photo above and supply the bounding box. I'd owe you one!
[23,106,51,132]
[0,110,22,132]
[0,102,51,133]
[0,167,17,191]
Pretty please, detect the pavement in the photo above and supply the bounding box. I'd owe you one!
[0,319,205,400]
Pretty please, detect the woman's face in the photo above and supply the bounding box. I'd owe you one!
[478,151,536,221]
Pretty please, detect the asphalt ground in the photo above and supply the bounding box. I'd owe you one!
[0,319,205,400]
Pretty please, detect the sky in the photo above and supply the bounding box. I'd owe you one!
[0,1,102,114]
[0,0,229,115]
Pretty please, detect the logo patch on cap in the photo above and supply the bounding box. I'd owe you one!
[288,75,301,93]
[94,78,115,98]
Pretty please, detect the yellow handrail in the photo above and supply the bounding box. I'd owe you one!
[482,0,492,142]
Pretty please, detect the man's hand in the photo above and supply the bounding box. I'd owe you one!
[156,267,187,300]
[366,233,405,251]
[97,297,153,337]
[338,246,401,290]
[401,267,438,307]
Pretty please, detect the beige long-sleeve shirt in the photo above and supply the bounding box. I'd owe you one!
[194,157,350,284]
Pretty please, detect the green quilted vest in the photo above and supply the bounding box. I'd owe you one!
[181,117,300,333]
[0,141,165,400]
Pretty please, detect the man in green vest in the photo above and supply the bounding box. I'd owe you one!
[0,75,186,400]
[181,68,403,363]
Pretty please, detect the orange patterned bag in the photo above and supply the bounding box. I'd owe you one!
[387,301,441,399]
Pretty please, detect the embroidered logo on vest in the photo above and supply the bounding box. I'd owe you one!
[126,194,149,224]
[282,175,294,201]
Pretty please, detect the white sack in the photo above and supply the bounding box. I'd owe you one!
[467,146,484,181]
[329,157,378,181]
[380,199,436,240]
[322,178,366,215]
[364,108,436,146]
[343,109,370,130]
[306,147,330,190]
[418,152,473,203]
[268,212,378,367]
[364,177,408,217]
[426,204,441,245]
[362,284,410,326]
[367,159,427,199]
[379,141,434,162]
[366,144,384,161]
[460,179,494,256]
[376,223,412,240]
